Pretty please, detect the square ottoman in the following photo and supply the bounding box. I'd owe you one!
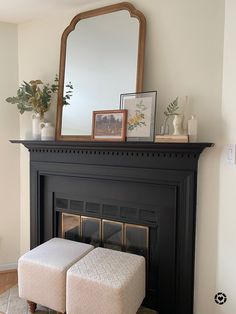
[18,237,94,313]
[66,247,146,314]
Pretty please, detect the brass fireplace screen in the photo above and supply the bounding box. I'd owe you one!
[60,213,149,258]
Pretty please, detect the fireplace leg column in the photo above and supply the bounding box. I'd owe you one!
[27,300,36,313]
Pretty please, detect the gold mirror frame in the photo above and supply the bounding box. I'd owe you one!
[56,2,146,141]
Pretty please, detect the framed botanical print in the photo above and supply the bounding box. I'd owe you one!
[120,91,157,141]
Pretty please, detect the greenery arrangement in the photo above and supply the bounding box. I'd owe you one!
[161,97,179,134]
[6,75,73,119]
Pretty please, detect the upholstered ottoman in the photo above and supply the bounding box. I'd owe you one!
[18,238,94,314]
[66,247,146,314]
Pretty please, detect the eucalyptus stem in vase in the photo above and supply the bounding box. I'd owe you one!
[6,75,73,139]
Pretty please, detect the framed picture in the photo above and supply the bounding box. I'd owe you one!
[120,91,157,141]
[92,109,127,142]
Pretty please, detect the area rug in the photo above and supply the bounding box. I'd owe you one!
[0,285,53,314]
[0,285,157,314]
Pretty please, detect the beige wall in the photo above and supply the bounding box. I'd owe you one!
[0,22,20,269]
[216,0,236,313]
[17,0,225,313]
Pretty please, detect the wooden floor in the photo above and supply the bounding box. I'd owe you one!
[0,270,17,294]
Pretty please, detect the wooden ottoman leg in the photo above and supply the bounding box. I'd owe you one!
[27,300,37,313]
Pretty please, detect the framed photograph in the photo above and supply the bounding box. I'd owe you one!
[92,109,127,142]
[120,91,157,141]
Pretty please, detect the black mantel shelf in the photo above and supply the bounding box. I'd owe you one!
[11,140,213,171]
[11,139,213,151]
[11,139,213,314]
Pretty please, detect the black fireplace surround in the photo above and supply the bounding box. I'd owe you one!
[12,140,212,314]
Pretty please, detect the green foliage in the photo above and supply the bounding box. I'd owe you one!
[6,75,73,118]
[63,82,73,106]
[161,97,180,135]
[51,75,74,106]
[164,97,179,117]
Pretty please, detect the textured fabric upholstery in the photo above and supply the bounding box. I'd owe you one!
[66,247,146,314]
[18,238,94,313]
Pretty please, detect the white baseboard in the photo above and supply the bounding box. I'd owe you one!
[0,263,18,271]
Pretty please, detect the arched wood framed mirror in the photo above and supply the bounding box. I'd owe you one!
[56,2,146,141]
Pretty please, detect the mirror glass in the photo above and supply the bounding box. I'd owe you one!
[61,10,139,136]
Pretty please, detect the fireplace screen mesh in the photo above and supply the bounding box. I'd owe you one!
[61,213,149,259]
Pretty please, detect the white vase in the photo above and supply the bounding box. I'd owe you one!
[32,113,43,140]
[41,122,55,141]
[173,114,183,135]
[187,115,198,142]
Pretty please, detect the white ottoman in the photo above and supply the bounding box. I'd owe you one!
[66,247,146,314]
[18,238,94,314]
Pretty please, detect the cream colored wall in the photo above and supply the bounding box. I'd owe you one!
[17,1,225,313]
[215,1,236,313]
[18,9,73,255]
[0,22,20,269]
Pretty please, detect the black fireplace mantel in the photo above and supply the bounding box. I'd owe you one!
[12,140,213,314]
[11,140,212,169]
[11,140,212,151]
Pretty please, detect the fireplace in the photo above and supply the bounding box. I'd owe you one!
[12,140,212,314]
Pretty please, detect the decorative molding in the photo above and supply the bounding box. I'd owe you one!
[11,141,213,172]
[10,141,212,157]
[0,263,18,272]
[27,148,200,159]
[11,140,213,150]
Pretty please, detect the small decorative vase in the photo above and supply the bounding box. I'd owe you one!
[41,122,55,141]
[187,115,198,142]
[160,117,170,135]
[32,113,43,140]
[160,124,169,135]
[173,114,183,135]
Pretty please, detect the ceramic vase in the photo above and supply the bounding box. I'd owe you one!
[173,114,183,135]
[32,113,43,140]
